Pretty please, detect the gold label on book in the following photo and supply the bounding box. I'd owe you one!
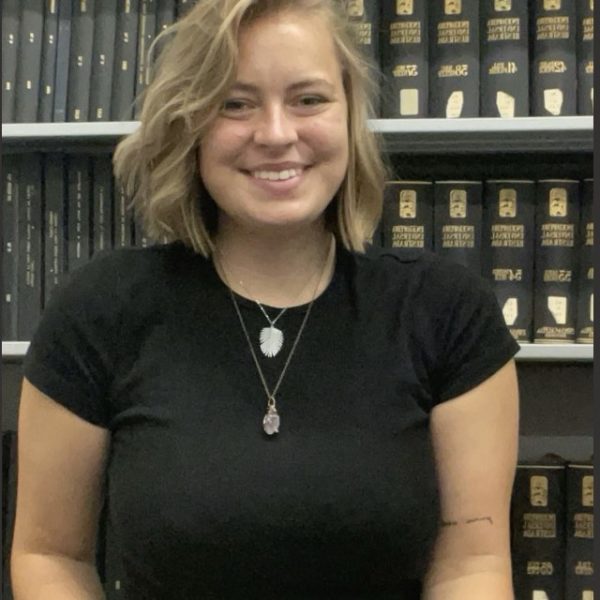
[125,0,132,12]
[351,22,372,45]
[543,270,572,282]
[495,0,512,10]
[523,513,556,538]
[81,1,88,12]
[442,225,474,248]
[50,0,56,12]
[400,89,419,115]
[449,190,467,218]
[399,190,417,218]
[537,16,570,40]
[396,0,414,15]
[502,298,518,326]
[491,225,524,248]
[390,21,421,44]
[543,88,564,115]
[493,268,523,281]
[8,34,14,45]
[548,296,568,325]
[487,17,521,41]
[347,0,364,17]
[587,267,594,280]
[544,0,561,9]
[541,224,574,247]
[438,64,469,77]
[574,513,594,538]
[539,60,567,74]
[438,21,470,44]
[527,561,554,575]
[392,226,425,248]
[548,188,568,216]
[530,476,549,506]
[489,61,519,75]
[585,61,594,74]
[575,561,594,575]
[444,0,462,15]
[499,189,517,217]
[583,17,594,40]
[582,475,594,506]
[29,32,35,43]
[586,223,594,245]
[496,91,516,116]
[394,64,419,77]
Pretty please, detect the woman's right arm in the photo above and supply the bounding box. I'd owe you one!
[10,378,111,600]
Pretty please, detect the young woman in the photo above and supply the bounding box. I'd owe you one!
[11,1,520,598]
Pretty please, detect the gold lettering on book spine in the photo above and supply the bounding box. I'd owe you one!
[390,21,421,44]
[438,21,470,44]
[537,16,570,40]
[487,17,521,41]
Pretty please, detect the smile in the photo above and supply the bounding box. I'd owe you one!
[251,168,303,181]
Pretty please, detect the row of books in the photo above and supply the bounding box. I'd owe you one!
[1,0,196,124]
[347,0,594,118]
[2,0,594,124]
[377,177,593,345]
[1,153,594,344]
[511,457,594,600]
[1,431,593,600]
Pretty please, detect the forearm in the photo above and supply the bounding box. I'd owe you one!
[422,555,514,600]
[11,552,106,600]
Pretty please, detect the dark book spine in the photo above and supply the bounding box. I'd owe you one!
[43,153,67,308]
[480,0,529,117]
[175,0,196,18]
[52,0,73,122]
[429,0,480,118]
[67,156,92,274]
[113,181,135,248]
[2,157,20,341]
[155,0,176,59]
[38,0,60,122]
[534,180,580,343]
[433,181,482,274]
[15,0,45,123]
[577,0,594,115]
[511,462,567,600]
[134,0,158,118]
[382,180,433,253]
[565,463,594,599]
[2,0,20,123]
[67,0,96,122]
[380,0,428,118]
[483,180,535,343]
[576,179,593,343]
[134,219,150,248]
[111,0,141,121]
[531,0,577,116]
[17,154,44,341]
[344,1,380,77]
[89,0,119,121]
[92,155,114,255]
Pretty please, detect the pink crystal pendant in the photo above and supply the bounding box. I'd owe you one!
[262,404,280,435]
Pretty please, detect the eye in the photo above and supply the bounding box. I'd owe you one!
[220,99,251,113]
[297,95,327,107]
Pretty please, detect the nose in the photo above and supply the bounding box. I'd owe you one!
[253,104,298,147]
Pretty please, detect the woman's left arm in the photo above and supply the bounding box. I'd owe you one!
[422,359,519,600]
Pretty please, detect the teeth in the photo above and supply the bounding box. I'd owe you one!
[252,169,300,181]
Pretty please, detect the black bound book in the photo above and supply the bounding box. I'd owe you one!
[112,0,141,121]
[343,1,380,76]
[89,0,119,121]
[531,0,577,116]
[175,0,196,17]
[134,218,151,248]
[157,0,176,34]
[575,179,593,343]
[113,181,135,248]
[429,0,479,118]
[92,155,115,256]
[577,0,594,115]
[483,180,535,343]
[15,0,44,123]
[67,155,92,274]
[534,180,580,343]
[433,180,482,274]
[382,180,433,254]
[511,458,567,600]
[43,153,67,308]
[53,0,73,122]
[565,462,594,600]
[380,0,428,118]
[480,0,529,118]
[38,0,60,122]
[135,0,158,118]
[68,0,96,122]
[18,154,44,341]
[2,0,20,123]
[2,156,20,341]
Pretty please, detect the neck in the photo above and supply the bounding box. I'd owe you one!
[213,223,336,308]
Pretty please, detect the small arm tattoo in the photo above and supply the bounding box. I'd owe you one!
[440,516,494,528]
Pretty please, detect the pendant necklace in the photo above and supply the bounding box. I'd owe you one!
[215,236,334,435]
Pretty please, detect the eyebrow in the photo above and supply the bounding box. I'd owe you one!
[228,78,335,94]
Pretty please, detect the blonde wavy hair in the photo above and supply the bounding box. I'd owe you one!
[113,0,389,256]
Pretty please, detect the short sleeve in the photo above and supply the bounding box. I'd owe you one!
[428,260,520,404]
[23,252,124,428]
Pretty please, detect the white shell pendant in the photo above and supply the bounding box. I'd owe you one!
[259,326,284,357]
[263,405,280,435]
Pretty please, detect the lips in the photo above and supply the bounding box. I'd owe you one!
[243,166,309,195]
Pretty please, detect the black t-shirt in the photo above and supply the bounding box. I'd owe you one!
[23,241,519,599]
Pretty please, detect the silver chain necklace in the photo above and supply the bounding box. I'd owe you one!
[216,237,334,435]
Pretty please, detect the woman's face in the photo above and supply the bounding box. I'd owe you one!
[198,11,349,235]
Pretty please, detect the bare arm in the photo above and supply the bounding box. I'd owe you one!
[422,360,519,600]
[10,378,110,600]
